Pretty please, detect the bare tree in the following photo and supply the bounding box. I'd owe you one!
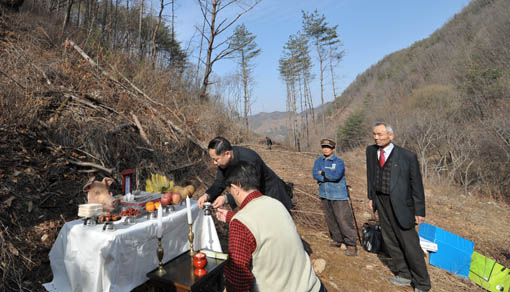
[152,0,167,64]
[302,10,343,135]
[228,24,261,131]
[279,33,312,150]
[196,0,261,100]
[139,0,144,58]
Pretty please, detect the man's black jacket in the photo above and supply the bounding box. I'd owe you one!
[205,146,292,211]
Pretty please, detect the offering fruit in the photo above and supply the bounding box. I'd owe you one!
[171,192,181,205]
[99,213,122,223]
[185,185,195,195]
[145,201,155,212]
[181,188,191,200]
[161,193,172,206]
[154,201,161,210]
[120,208,140,216]
[145,174,174,194]
[172,186,183,195]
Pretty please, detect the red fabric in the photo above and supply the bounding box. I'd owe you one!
[226,210,235,224]
[224,191,262,292]
[379,148,385,167]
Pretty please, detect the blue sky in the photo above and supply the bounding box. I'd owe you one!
[166,0,470,114]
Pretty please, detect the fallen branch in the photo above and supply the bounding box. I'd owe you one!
[65,40,119,83]
[168,162,200,172]
[131,112,151,146]
[294,187,320,201]
[69,160,113,174]
[291,209,325,216]
[0,70,25,89]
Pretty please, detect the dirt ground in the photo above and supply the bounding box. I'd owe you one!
[250,143,510,292]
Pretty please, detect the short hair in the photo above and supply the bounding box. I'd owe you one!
[208,136,233,155]
[373,122,394,134]
[225,161,260,191]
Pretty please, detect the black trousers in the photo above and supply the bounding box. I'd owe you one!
[375,194,431,291]
[321,199,357,246]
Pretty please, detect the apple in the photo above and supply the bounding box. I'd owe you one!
[161,193,171,206]
[171,192,181,205]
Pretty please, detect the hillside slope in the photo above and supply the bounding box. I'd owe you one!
[327,0,510,199]
[0,10,240,291]
[254,143,510,292]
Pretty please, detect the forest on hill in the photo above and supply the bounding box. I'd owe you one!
[327,0,510,201]
[0,0,257,290]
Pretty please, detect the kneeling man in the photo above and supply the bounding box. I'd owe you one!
[216,161,326,292]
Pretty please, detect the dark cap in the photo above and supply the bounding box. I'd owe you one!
[320,138,336,148]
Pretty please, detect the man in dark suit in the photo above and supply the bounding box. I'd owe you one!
[198,136,292,211]
[366,122,431,292]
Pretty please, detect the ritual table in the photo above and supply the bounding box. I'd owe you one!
[146,251,226,292]
[43,200,210,292]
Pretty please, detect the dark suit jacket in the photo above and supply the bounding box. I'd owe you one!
[205,146,292,211]
[366,144,426,229]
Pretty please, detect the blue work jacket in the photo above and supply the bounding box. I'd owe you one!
[312,155,348,200]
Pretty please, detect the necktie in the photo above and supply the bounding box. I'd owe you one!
[379,149,385,168]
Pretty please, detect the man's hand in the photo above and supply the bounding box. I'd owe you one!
[215,208,228,223]
[415,215,425,225]
[197,193,209,209]
[212,195,226,209]
[368,199,373,211]
[319,170,324,176]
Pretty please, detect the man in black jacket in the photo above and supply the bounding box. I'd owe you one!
[198,136,292,211]
[366,122,430,292]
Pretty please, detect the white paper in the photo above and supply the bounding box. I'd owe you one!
[199,214,222,252]
[186,196,192,224]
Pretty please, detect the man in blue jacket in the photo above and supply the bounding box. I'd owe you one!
[313,138,357,256]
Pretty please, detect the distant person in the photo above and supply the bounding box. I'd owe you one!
[312,138,357,256]
[265,136,273,150]
[366,122,430,292]
[215,161,326,292]
[197,136,292,211]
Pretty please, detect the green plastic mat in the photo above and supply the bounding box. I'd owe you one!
[469,251,510,292]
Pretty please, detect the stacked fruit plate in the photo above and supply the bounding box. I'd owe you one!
[78,203,103,218]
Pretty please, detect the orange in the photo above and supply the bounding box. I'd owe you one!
[154,201,161,210]
[145,201,155,212]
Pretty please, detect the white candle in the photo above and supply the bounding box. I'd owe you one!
[157,205,163,238]
[186,196,192,224]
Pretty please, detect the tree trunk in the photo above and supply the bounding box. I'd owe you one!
[113,0,118,49]
[328,45,338,99]
[242,52,249,131]
[62,0,74,34]
[77,0,81,26]
[152,0,164,66]
[196,0,207,88]
[138,0,144,60]
[200,0,218,100]
[316,42,325,135]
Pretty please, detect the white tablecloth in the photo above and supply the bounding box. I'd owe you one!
[43,200,219,292]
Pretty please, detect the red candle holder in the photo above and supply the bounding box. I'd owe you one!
[193,252,207,269]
